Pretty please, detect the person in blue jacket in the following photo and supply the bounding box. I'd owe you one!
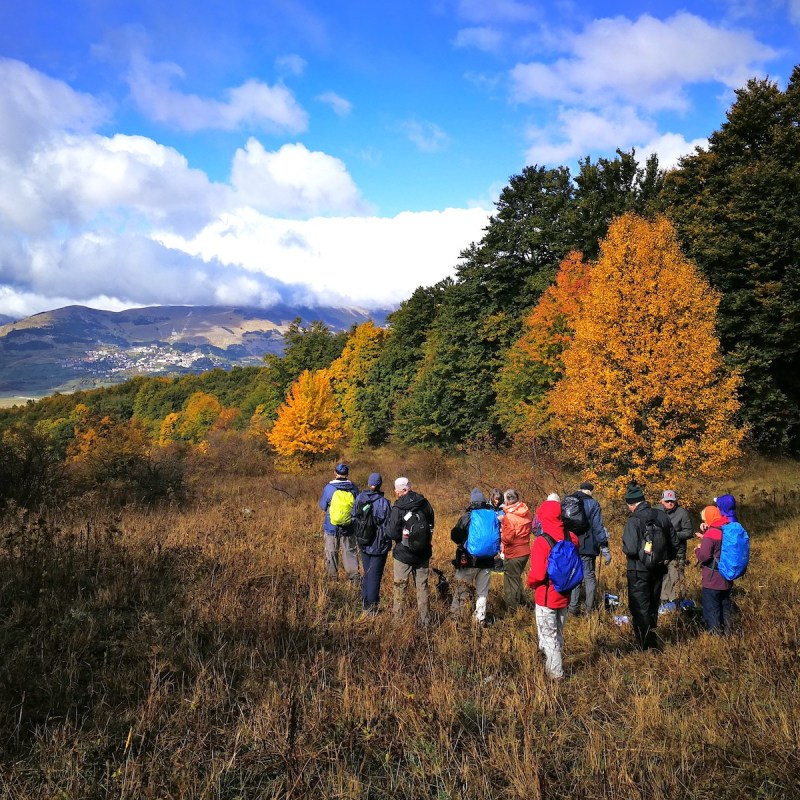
[319,463,360,584]
[567,482,611,616]
[352,472,392,615]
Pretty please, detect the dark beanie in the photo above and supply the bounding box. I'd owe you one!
[579,481,594,492]
[367,472,382,488]
[625,484,645,504]
[470,487,486,504]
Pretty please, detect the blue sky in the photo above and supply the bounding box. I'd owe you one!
[0,0,796,316]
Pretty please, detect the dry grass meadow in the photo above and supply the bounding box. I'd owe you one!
[1,445,799,799]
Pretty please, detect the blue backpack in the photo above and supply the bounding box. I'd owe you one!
[465,508,501,558]
[716,521,750,581]
[542,531,584,593]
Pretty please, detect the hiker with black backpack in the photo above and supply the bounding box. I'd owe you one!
[563,482,611,617]
[526,498,583,679]
[449,488,501,626]
[387,477,435,627]
[352,472,392,617]
[621,483,679,649]
[319,463,361,585]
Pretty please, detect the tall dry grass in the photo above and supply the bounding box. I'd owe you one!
[0,448,798,799]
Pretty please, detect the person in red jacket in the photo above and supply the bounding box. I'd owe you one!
[694,505,733,635]
[526,499,579,680]
[500,489,534,613]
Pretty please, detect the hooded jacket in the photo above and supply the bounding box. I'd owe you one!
[526,500,579,608]
[451,501,498,569]
[387,490,435,566]
[352,488,392,556]
[319,478,359,535]
[572,490,609,556]
[500,500,534,560]
[696,505,733,591]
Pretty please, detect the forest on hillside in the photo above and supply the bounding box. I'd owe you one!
[0,70,798,508]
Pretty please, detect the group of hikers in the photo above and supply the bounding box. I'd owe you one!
[319,464,750,679]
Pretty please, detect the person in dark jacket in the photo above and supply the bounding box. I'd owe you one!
[567,481,611,616]
[659,489,694,603]
[695,505,734,635]
[450,488,499,625]
[318,463,360,584]
[353,472,392,616]
[387,477,435,627]
[621,483,679,649]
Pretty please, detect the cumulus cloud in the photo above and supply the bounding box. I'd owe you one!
[156,206,491,308]
[400,120,451,152]
[317,91,353,116]
[126,53,308,133]
[511,13,776,112]
[230,139,368,217]
[636,132,708,169]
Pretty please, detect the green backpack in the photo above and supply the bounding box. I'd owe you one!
[329,488,355,527]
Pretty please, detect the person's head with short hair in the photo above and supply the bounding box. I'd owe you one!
[368,472,382,489]
[335,463,349,477]
[504,488,519,505]
[579,481,594,495]
[394,476,410,496]
[624,482,645,509]
[488,488,502,508]
[546,492,561,502]
[661,489,677,508]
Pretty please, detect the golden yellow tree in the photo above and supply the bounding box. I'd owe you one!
[327,321,387,449]
[495,251,590,437]
[268,369,342,465]
[547,213,745,493]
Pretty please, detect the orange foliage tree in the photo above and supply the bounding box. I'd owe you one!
[494,251,590,437]
[267,369,342,466]
[547,213,745,493]
[327,321,387,449]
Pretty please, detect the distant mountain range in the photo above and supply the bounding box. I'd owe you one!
[0,304,389,397]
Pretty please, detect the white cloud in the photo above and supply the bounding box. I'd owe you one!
[524,106,657,165]
[126,53,308,133]
[0,58,107,159]
[454,26,504,53]
[511,13,777,112]
[317,91,353,116]
[636,132,708,169]
[400,120,450,152]
[156,207,491,308]
[789,0,800,23]
[230,139,368,217]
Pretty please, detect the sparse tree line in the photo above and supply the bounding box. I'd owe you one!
[0,69,798,506]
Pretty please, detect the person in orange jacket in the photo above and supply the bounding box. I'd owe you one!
[500,488,534,613]
[526,499,579,680]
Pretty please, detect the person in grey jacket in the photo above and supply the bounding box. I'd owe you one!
[567,482,611,616]
[659,489,694,603]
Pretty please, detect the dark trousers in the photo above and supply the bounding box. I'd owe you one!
[361,551,388,613]
[627,569,664,648]
[569,555,597,613]
[701,587,732,635]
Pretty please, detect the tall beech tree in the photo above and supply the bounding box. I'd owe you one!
[664,68,800,453]
[548,214,745,492]
[494,251,590,437]
[267,369,342,466]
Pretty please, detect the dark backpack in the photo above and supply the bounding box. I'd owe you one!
[637,512,670,570]
[561,494,590,534]
[542,531,584,593]
[353,501,378,548]
[402,509,432,553]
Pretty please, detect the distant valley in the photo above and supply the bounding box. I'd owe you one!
[0,304,388,398]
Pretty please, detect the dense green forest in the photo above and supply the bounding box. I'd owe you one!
[0,69,798,507]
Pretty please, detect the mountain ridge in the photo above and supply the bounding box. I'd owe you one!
[0,303,389,395]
